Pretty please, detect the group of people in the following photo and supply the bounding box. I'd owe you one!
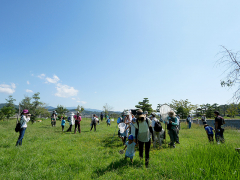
[51,111,82,134]
[15,108,226,169]
[117,109,181,167]
[203,111,225,144]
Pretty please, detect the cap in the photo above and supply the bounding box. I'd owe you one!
[128,135,133,140]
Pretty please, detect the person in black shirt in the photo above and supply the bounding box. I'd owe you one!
[214,111,225,144]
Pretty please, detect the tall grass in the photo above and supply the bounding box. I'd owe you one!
[0,119,239,179]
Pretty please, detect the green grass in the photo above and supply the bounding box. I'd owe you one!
[0,119,240,179]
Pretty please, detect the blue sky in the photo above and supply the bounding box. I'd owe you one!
[0,0,240,111]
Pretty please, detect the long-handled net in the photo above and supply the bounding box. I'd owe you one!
[159,104,172,147]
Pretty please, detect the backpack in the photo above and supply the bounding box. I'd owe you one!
[15,122,22,132]
[154,120,162,132]
[218,116,225,125]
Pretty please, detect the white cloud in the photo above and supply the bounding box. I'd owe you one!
[94,92,97,93]
[46,75,60,84]
[0,83,16,94]
[55,83,78,98]
[27,81,30,85]
[72,98,76,100]
[38,74,46,79]
[76,100,87,104]
[26,89,33,93]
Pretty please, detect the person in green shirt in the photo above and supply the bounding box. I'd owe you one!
[167,110,178,148]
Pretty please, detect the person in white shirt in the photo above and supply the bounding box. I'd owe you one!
[66,112,75,132]
[16,109,31,146]
[90,114,97,131]
[151,113,163,148]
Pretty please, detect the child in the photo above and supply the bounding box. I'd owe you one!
[125,118,136,143]
[204,124,214,143]
[61,117,66,132]
[123,135,136,163]
[106,118,111,126]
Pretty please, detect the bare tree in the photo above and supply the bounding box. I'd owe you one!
[103,103,113,119]
[218,46,240,101]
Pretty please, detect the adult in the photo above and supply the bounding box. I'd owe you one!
[187,115,192,129]
[134,109,154,168]
[201,114,207,125]
[151,113,162,148]
[51,111,57,127]
[175,115,180,144]
[74,112,82,134]
[167,111,178,148]
[16,109,31,146]
[100,112,104,122]
[66,112,75,132]
[90,114,97,131]
[214,111,225,144]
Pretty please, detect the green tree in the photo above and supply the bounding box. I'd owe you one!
[227,103,238,118]
[76,105,84,113]
[1,96,16,121]
[170,99,194,118]
[20,93,49,123]
[5,95,16,109]
[56,105,68,118]
[135,98,153,114]
[0,109,5,121]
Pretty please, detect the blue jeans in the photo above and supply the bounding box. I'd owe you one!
[189,122,191,129]
[16,128,26,146]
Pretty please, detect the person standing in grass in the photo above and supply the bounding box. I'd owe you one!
[167,111,178,148]
[51,111,57,127]
[134,109,154,168]
[61,117,66,132]
[66,112,74,132]
[106,117,111,126]
[100,112,104,122]
[90,114,97,131]
[201,114,207,125]
[204,124,214,143]
[122,135,136,163]
[214,111,225,144]
[187,115,192,129]
[16,109,31,146]
[74,112,82,134]
[150,113,162,148]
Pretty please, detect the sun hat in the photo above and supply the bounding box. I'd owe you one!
[136,109,143,115]
[168,110,175,116]
[124,111,130,116]
[22,109,29,114]
[128,135,133,140]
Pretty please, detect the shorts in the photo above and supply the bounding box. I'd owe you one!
[125,155,133,160]
[207,134,214,141]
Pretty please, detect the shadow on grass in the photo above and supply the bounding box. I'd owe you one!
[92,158,141,179]
[101,135,123,148]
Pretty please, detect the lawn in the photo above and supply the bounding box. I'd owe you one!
[0,119,240,180]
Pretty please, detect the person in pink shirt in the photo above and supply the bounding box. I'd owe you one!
[74,112,82,134]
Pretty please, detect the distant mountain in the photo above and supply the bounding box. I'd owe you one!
[0,103,18,109]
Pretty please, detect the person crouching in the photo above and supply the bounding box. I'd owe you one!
[204,124,214,143]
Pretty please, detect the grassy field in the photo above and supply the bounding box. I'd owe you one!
[0,119,240,180]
